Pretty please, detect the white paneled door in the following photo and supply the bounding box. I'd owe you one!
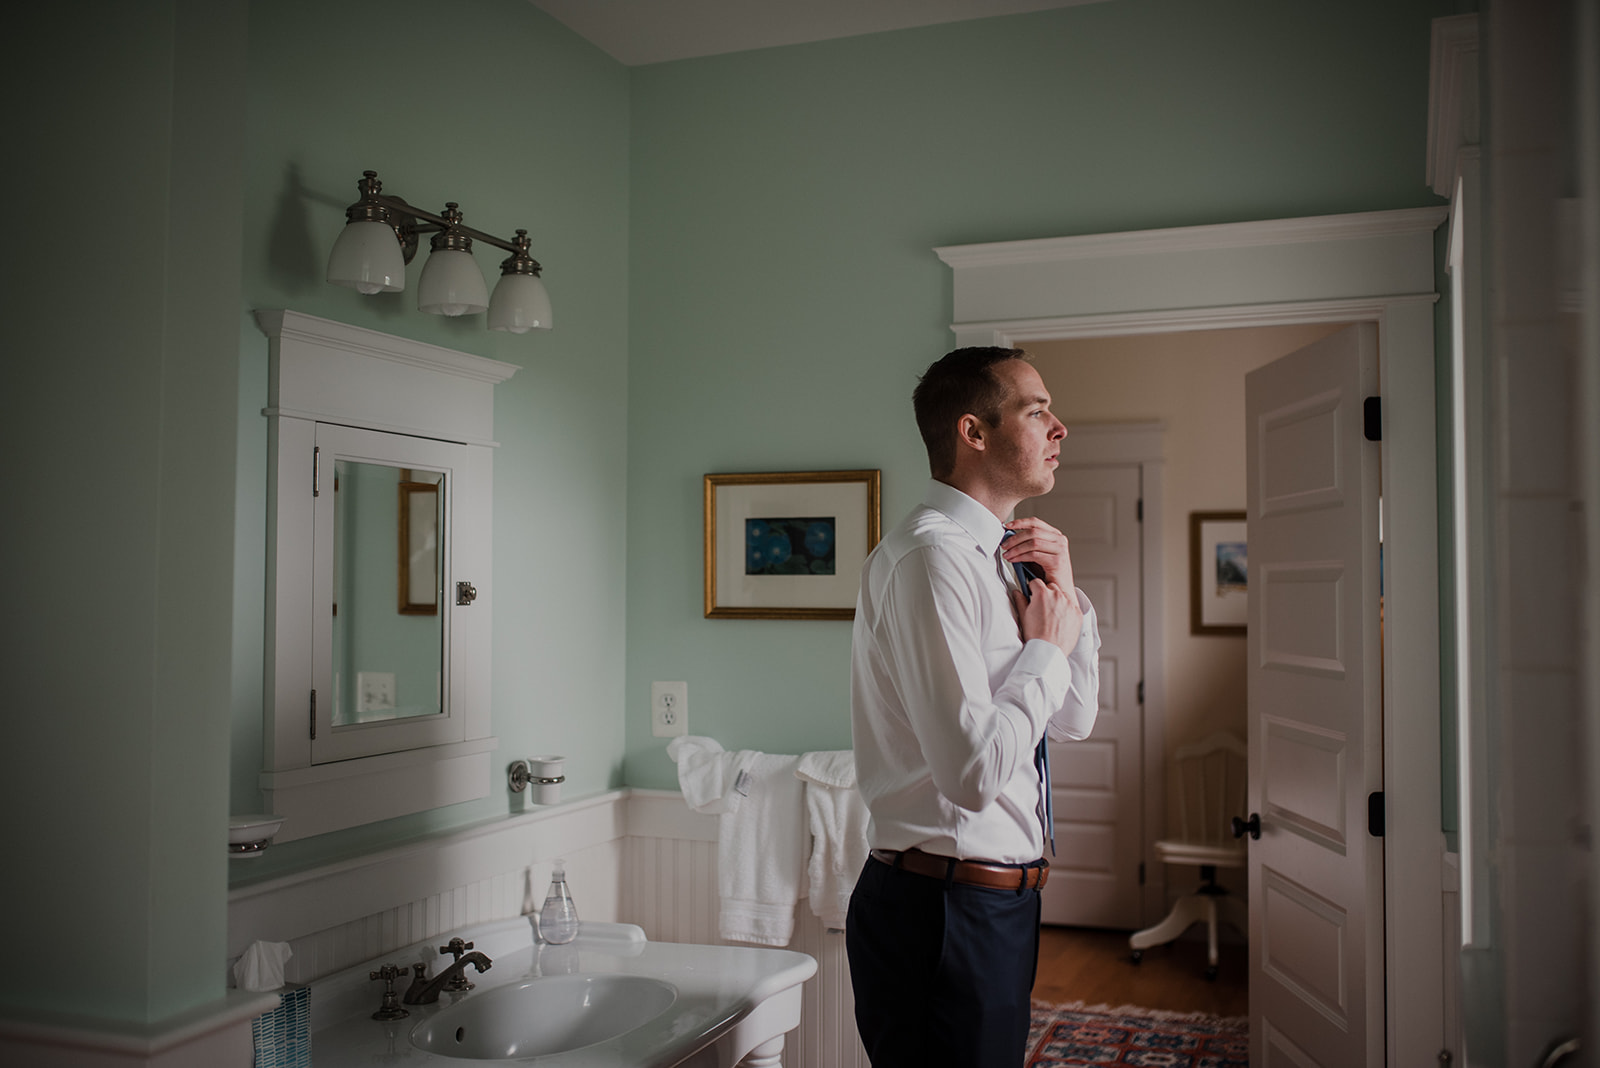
[1244,323,1385,1065]
[1022,464,1144,929]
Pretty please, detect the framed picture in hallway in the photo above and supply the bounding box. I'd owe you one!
[703,469,881,619]
[1190,510,1247,635]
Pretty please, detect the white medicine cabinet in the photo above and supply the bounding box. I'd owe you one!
[255,310,517,841]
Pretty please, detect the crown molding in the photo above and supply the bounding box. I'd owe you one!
[254,310,520,386]
[934,207,1450,270]
[1426,13,1480,198]
[954,293,1439,345]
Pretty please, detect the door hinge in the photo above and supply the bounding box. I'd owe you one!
[1364,396,1382,442]
[310,689,317,740]
[313,446,321,497]
[1368,790,1385,837]
[1138,861,1146,886]
[1137,680,1145,705]
[1136,498,1144,522]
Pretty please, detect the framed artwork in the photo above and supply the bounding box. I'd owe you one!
[704,470,881,619]
[398,476,441,615]
[1190,510,1247,635]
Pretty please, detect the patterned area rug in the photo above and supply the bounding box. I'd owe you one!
[1026,1000,1248,1067]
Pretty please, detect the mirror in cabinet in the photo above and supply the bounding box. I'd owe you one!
[255,310,517,841]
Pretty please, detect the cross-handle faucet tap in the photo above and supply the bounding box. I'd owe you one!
[439,938,478,992]
[368,963,411,1020]
[403,950,493,1005]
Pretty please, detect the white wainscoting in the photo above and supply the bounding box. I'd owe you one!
[624,790,868,1068]
[225,788,867,1068]
[227,790,629,985]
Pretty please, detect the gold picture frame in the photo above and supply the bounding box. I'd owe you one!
[703,470,881,620]
[398,476,440,616]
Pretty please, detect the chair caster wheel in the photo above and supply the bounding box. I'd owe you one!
[1130,949,1142,964]
[1204,965,1218,981]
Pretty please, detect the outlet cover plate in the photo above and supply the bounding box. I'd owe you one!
[358,671,396,713]
[651,681,687,737]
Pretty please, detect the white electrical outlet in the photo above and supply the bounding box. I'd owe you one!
[651,681,688,737]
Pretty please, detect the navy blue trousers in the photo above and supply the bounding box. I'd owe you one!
[846,856,1041,1067]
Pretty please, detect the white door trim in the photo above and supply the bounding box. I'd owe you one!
[1053,423,1167,927]
[937,206,1448,1066]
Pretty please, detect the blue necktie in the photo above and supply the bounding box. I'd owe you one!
[1002,532,1056,858]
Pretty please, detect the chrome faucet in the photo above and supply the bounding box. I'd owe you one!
[403,949,493,1005]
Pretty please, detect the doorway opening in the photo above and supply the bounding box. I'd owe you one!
[1024,321,1367,1018]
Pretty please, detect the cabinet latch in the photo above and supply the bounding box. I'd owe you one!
[456,581,478,606]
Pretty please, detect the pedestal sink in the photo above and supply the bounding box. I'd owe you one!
[303,918,816,1067]
[410,974,678,1059]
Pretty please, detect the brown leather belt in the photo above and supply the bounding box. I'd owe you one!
[871,848,1049,890]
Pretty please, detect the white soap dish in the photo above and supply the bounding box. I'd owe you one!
[229,814,285,857]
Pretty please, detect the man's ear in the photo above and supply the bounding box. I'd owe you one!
[956,414,986,454]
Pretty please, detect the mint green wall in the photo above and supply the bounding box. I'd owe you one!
[624,0,1453,788]
[1,0,247,1025]
[230,0,632,875]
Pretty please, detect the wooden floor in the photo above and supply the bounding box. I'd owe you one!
[1032,925,1248,1018]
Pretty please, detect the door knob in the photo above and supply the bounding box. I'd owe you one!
[1231,813,1261,840]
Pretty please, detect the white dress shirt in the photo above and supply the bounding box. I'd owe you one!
[850,480,1101,864]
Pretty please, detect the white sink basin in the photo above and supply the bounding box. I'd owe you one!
[410,974,677,1059]
[307,919,816,1067]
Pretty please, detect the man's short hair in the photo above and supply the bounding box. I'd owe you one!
[912,346,1029,478]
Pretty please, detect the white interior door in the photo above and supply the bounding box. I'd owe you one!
[1244,323,1384,1065]
[1021,464,1143,928]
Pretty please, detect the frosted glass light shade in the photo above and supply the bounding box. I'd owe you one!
[326,221,405,294]
[487,273,552,333]
[417,249,489,316]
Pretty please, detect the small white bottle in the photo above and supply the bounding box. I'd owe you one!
[539,860,580,944]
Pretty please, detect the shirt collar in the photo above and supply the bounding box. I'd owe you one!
[921,479,1008,555]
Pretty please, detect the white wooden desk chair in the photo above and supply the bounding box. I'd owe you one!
[1128,732,1248,979]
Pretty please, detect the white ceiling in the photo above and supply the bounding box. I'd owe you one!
[527,0,1106,66]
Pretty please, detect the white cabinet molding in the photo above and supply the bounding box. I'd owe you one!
[254,310,517,842]
[255,310,517,446]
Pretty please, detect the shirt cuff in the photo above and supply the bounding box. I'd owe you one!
[1018,638,1072,695]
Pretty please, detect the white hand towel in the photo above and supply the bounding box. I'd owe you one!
[669,738,808,946]
[667,735,755,815]
[795,750,870,931]
[714,753,807,946]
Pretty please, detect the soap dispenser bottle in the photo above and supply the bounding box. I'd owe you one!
[539,860,579,944]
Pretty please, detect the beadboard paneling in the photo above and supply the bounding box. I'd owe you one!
[622,791,868,1068]
[264,838,623,986]
[228,792,628,984]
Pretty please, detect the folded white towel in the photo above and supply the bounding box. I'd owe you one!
[795,750,870,931]
[670,737,807,946]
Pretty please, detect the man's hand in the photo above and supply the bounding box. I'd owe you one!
[1002,517,1077,598]
[1012,580,1085,655]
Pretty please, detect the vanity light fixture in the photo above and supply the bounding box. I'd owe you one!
[326,171,552,333]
